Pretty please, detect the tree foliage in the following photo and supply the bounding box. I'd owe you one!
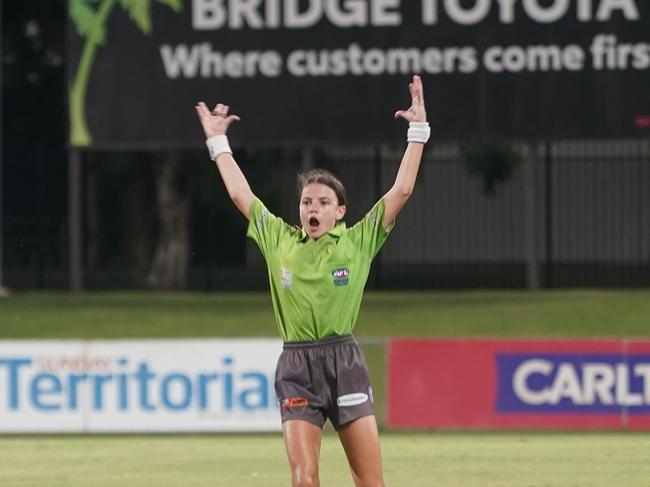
[462,143,522,195]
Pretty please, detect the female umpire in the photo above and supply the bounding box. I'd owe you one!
[195,74,428,487]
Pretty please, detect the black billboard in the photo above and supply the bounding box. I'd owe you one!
[67,0,650,148]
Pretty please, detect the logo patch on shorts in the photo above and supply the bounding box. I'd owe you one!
[332,267,350,286]
[337,393,368,407]
[281,397,309,411]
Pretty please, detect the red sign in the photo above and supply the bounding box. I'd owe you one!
[388,339,650,430]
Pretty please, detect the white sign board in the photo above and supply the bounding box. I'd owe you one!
[0,339,283,433]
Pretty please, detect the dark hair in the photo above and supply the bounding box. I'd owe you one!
[297,168,347,206]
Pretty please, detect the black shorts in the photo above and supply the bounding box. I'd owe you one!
[275,334,375,430]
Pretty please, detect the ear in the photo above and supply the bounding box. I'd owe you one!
[336,205,346,221]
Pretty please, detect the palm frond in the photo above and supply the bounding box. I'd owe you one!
[69,0,107,44]
[156,0,183,13]
[120,0,152,34]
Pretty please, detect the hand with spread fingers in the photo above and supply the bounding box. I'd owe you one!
[194,102,240,139]
[394,74,427,123]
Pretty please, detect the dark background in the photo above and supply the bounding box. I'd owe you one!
[2,1,649,290]
[3,1,68,287]
[69,1,650,147]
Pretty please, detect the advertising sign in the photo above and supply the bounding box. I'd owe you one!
[67,0,650,147]
[388,339,650,429]
[0,339,283,433]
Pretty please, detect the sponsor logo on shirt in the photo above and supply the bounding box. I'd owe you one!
[337,393,369,407]
[280,266,292,289]
[368,208,377,225]
[256,207,269,232]
[332,267,350,286]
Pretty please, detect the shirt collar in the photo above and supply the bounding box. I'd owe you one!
[298,222,347,242]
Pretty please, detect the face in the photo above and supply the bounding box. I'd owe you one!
[299,183,346,240]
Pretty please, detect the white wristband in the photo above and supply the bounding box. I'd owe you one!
[407,122,431,144]
[206,135,232,160]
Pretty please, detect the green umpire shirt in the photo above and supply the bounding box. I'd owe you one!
[247,198,394,342]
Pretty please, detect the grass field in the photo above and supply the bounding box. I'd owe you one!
[1,290,649,486]
[1,432,649,487]
[1,289,649,339]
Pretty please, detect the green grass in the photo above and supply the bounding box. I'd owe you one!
[1,291,649,485]
[1,432,649,487]
[1,290,649,339]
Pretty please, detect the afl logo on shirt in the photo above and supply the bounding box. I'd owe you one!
[332,267,350,286]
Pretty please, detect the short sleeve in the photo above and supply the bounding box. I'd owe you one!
[348,198,395,259]
[246,198,291,259]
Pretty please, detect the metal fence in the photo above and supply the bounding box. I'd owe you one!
[368,138,650,288]
[4,138,649,289]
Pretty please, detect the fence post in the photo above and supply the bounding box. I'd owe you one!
[525,142,541,290]
[543,140,554,288]
[301,145,314,171]
[0,1,5,296]
[68,149,83,292]
[373,145,383,289]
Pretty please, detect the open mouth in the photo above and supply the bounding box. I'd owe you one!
[308,217,320,231]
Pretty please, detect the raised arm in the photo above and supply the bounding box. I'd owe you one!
[195,102,255,220]
[382,75,429,229]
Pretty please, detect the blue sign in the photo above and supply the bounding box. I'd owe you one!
[496,354,650,413]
